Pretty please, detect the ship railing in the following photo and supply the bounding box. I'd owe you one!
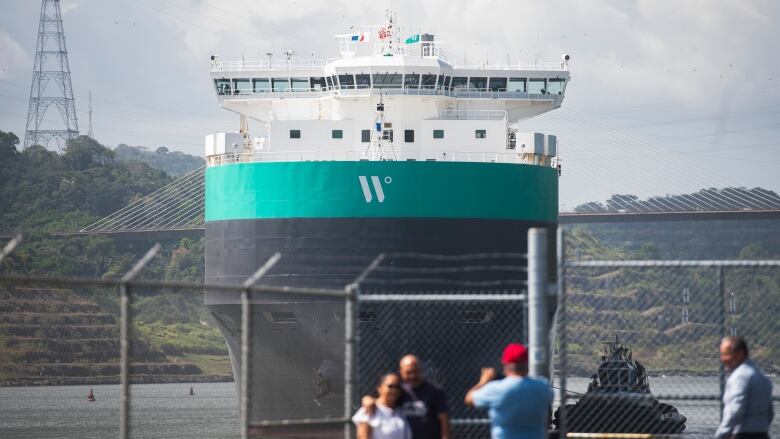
[452,61,567,71]
[206,150,540,166]
[219,86,558,100]
[211,58,566,73]
[438,110,506,120]
[210,58,335,72]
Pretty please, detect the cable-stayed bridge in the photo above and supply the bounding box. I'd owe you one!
[35,164,778,240]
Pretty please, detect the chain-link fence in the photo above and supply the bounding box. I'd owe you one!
[0,244,353,439]
[354,252,529,438]
[0,242,534,439]
[556,257,780,439]
[7,229,778,439]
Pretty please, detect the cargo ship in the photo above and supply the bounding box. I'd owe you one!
[203,12,569,434]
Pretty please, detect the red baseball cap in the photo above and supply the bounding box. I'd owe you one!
[501,343,528,364]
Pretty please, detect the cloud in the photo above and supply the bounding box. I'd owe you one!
[153,0,778,106]
[0,31,29,79]
[61,1,81,15]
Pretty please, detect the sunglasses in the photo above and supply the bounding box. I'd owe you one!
[386,384,401,389]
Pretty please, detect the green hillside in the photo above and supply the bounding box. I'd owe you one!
[0,131,230,385]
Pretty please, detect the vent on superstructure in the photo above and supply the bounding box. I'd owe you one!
[459,310,494,324]
[359,311,377,322]
[265,311,297,324]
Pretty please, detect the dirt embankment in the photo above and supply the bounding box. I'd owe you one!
[0,287,232,386]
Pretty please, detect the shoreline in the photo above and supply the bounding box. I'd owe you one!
[0,374,234,387]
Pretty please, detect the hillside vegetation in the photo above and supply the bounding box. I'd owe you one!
[0,131,229,385]
[562,227,780,376]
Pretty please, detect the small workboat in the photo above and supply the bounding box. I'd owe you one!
[554,336,686,433]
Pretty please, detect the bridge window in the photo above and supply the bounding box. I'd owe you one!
[310,77,326,91]
[289,129,301,139]
[451,76,468,90]
[421,74,437,89]
[233,78,251,95]
[272,78,290,92]
[475,129,486,139]
[404,129,414,143]
[489,77,507,92]
[253,78,270,92]
[404,73,420,88]
[433,129,444,139]
[372,73,402,88]
[331,75,338,90]
[469,77,488,90]
[442,76,451,90]
[547,78,565,94]
[508,78,526,92]
[361,129,371,142]
[291,77,309,91]
[528,78,546,94]
[332,129,343,139]
[436,75,445,89]
[356,74,371,89]
[338,74,355,89]
[215,79,231,95]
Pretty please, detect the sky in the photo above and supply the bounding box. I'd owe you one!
[1,0,779,209]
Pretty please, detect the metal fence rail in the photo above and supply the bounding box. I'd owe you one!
[0,243,353,439]
[0,237,535,439]
[556,240,780,439]
[5,230,777,439]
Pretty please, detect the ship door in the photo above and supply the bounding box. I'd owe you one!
[382,122,394,142]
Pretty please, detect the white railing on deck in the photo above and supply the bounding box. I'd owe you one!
[207,150,541,166]
[219,86,558,101]
[210,59,335,72]
[439,110,506,120]
[211,58,567,73]
[452,61,566,71]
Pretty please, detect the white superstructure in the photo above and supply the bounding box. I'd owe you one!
[206,13,570,167]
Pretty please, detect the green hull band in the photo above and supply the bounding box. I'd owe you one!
[205,161,558,222]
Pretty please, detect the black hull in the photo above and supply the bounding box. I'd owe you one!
[553,395,687,434]
[205,217,556,433]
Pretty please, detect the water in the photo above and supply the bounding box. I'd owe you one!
[0,382,239,439]
[0,378,776,438]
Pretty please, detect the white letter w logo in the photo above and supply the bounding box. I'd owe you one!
[358,176,385,203]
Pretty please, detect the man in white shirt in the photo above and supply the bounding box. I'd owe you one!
[716,336,774,439]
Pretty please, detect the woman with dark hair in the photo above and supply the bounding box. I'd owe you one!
[352,372,411,439]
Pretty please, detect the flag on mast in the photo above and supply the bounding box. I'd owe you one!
[405,34,420,44]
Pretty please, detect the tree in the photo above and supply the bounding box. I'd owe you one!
[63,136,115,171]
[0,130,20,161]
[574,201,606,213]
[606,194,639,212]
[156,146,169,154]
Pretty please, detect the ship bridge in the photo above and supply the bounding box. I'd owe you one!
[209,54,570,122]
[205,15,568,168]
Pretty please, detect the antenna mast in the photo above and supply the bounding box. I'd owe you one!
[88,90,93,138]
[24,0,80,150]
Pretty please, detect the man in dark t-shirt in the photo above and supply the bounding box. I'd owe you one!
[362,355,451,439]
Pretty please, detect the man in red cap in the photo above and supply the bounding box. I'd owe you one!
[465,343,552,439]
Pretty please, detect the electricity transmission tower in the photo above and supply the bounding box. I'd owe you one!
[24,0,79,150]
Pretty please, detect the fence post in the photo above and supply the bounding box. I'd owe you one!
[119,243,161,439]
[717,264,725,417]
[344,254,383,439]
[0,234,22,264]
[556,227,567,438]
[528,228,548,378]
[240,253,282,439]
[344,284,358,439]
